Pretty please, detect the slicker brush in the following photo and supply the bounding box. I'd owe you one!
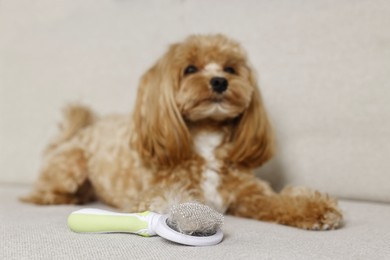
[68,202,224,246]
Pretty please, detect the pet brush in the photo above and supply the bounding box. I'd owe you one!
[67,202,224,246]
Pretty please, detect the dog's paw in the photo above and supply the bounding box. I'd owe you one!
[20,191,81,205]
[281,186,343,231]
[303,207,343,231]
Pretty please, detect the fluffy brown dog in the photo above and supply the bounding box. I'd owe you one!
[23,34,342,230]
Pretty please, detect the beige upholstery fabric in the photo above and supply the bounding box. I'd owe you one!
[1,185,390,260]
[1,0,390,202]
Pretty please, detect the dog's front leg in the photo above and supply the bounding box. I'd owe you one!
[226,176,343,230]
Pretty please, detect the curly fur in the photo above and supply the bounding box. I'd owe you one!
[22,34,342,230]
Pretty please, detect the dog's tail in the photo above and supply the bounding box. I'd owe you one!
[45,104,96,153]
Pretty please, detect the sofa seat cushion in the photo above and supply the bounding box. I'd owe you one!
[1,185,389,259]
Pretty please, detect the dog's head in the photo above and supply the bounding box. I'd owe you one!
[131,34,274,168]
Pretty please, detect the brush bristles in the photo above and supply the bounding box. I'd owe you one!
[167,202,224,236]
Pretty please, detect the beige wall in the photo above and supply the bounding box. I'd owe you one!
[1,0,389,202]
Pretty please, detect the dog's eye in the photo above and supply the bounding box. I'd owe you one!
[223,67,236,74]
[184,65,198,75]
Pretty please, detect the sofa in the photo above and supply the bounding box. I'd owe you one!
[1,0,389,259]
[1,185,390,259]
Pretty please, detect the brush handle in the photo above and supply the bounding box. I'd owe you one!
[67,208,160,237]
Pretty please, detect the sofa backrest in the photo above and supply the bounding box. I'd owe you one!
[1,0,389,203]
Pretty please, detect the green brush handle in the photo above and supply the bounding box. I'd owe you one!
[67,208,160,237]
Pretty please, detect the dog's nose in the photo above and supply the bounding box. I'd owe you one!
[210,77,228,93]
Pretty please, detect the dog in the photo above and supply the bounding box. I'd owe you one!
[22,34,342,230]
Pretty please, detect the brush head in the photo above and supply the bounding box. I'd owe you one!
[166,202,224,236]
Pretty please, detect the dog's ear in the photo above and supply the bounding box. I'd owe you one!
[228,69,275,168]
[131,45,192,167]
